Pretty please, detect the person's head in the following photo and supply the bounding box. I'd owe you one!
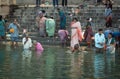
[74,44,79,50]
[72,17,78,22]
[108,33,113,38]
[13,19,17,24]
[0,15,2,21]
[33,40,37,45]
[57,8,60,12]
[38,11,43,18]
[98,29,103,34]
[25,33,29,38]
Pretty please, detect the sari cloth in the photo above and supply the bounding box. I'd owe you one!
[84,26,93,43]
[46,18,55,37]
[59,11,66,29]
[0,20,5,36]
[70,21,83,50]
[38,17,46,36]
[58,30,68,43]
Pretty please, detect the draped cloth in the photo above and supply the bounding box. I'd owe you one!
[70,22,83,50]
[58,30,68,43]
[84,26,93,43]
[46,18,55,37]
[0,20,5,36]
[38,17,46,36]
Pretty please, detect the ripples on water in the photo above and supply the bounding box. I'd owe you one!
[0,44,120,79]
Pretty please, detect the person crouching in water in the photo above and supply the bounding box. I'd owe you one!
[22,34,32,50]
[58,29,69,47]
[33,40,44,51]
[105,33,116,53]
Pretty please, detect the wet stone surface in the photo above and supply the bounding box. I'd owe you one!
[0,44,120,79]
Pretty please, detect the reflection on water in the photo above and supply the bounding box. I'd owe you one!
[0,44,120,79]
[69,53,84,79]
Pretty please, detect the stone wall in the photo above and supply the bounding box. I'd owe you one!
[0,6,9,16]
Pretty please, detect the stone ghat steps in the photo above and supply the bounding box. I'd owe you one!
[7,5,120,33]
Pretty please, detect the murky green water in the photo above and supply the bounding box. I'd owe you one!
[0,44,120,79]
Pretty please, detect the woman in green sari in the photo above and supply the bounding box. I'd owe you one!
[46,17,55,37]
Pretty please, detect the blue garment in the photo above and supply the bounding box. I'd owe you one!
[62,0,67,6]
[104,30,112,38]
[8,23,19,38]
[105,8,112,17]
[112,32,120,37]
[0,20,5,36]
[95,33,105,48]
[59,11,66,29]
[36,0,41,6]
[53,0,58,7]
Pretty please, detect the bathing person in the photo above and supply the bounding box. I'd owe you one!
[105,33,116,53]
[33,40,44,51]
[8,19,20,47]
[70,18,83,52]
[22,34,32,50]
[58,29,69,47]
[94,29,105,53]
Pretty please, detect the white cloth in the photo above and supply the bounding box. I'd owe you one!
[22,37,32,49]
[95,33,105,48]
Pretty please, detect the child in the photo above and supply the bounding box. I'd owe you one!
[33,40,44,51]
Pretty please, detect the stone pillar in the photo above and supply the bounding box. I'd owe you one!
[0,0,10,16]
[0,0,9,5]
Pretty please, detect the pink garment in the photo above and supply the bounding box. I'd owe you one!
[71,21,83,50]
[58,30,68,41]
[35,42,44,51]
[38,16,46,36]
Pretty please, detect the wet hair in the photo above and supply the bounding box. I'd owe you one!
[98,29,103,31]
[72,17,78,21]
[57,8,60,11]
[41,10,46,14]
[74,44,79,50]
[0,15,2,21]
[108,32,113,37]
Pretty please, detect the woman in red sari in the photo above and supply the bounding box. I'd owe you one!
[70,18,83,52]
[84,26,93,48]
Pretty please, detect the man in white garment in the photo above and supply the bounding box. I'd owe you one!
[94,29,105,53]
[22,34,32,50]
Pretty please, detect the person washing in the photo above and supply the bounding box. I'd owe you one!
[22,34,32,50]
[33,40,44,51]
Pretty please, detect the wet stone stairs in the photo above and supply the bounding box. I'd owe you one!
[6,5,120,45]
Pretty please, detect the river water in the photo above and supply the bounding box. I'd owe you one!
[0,43,120,79]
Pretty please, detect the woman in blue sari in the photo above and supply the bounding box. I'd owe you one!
[58,8,66,29]
[0,15,5,40]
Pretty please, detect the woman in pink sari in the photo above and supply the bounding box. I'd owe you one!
[33,40,44,51]
[70,18,83,52]
[36,11,47,37]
